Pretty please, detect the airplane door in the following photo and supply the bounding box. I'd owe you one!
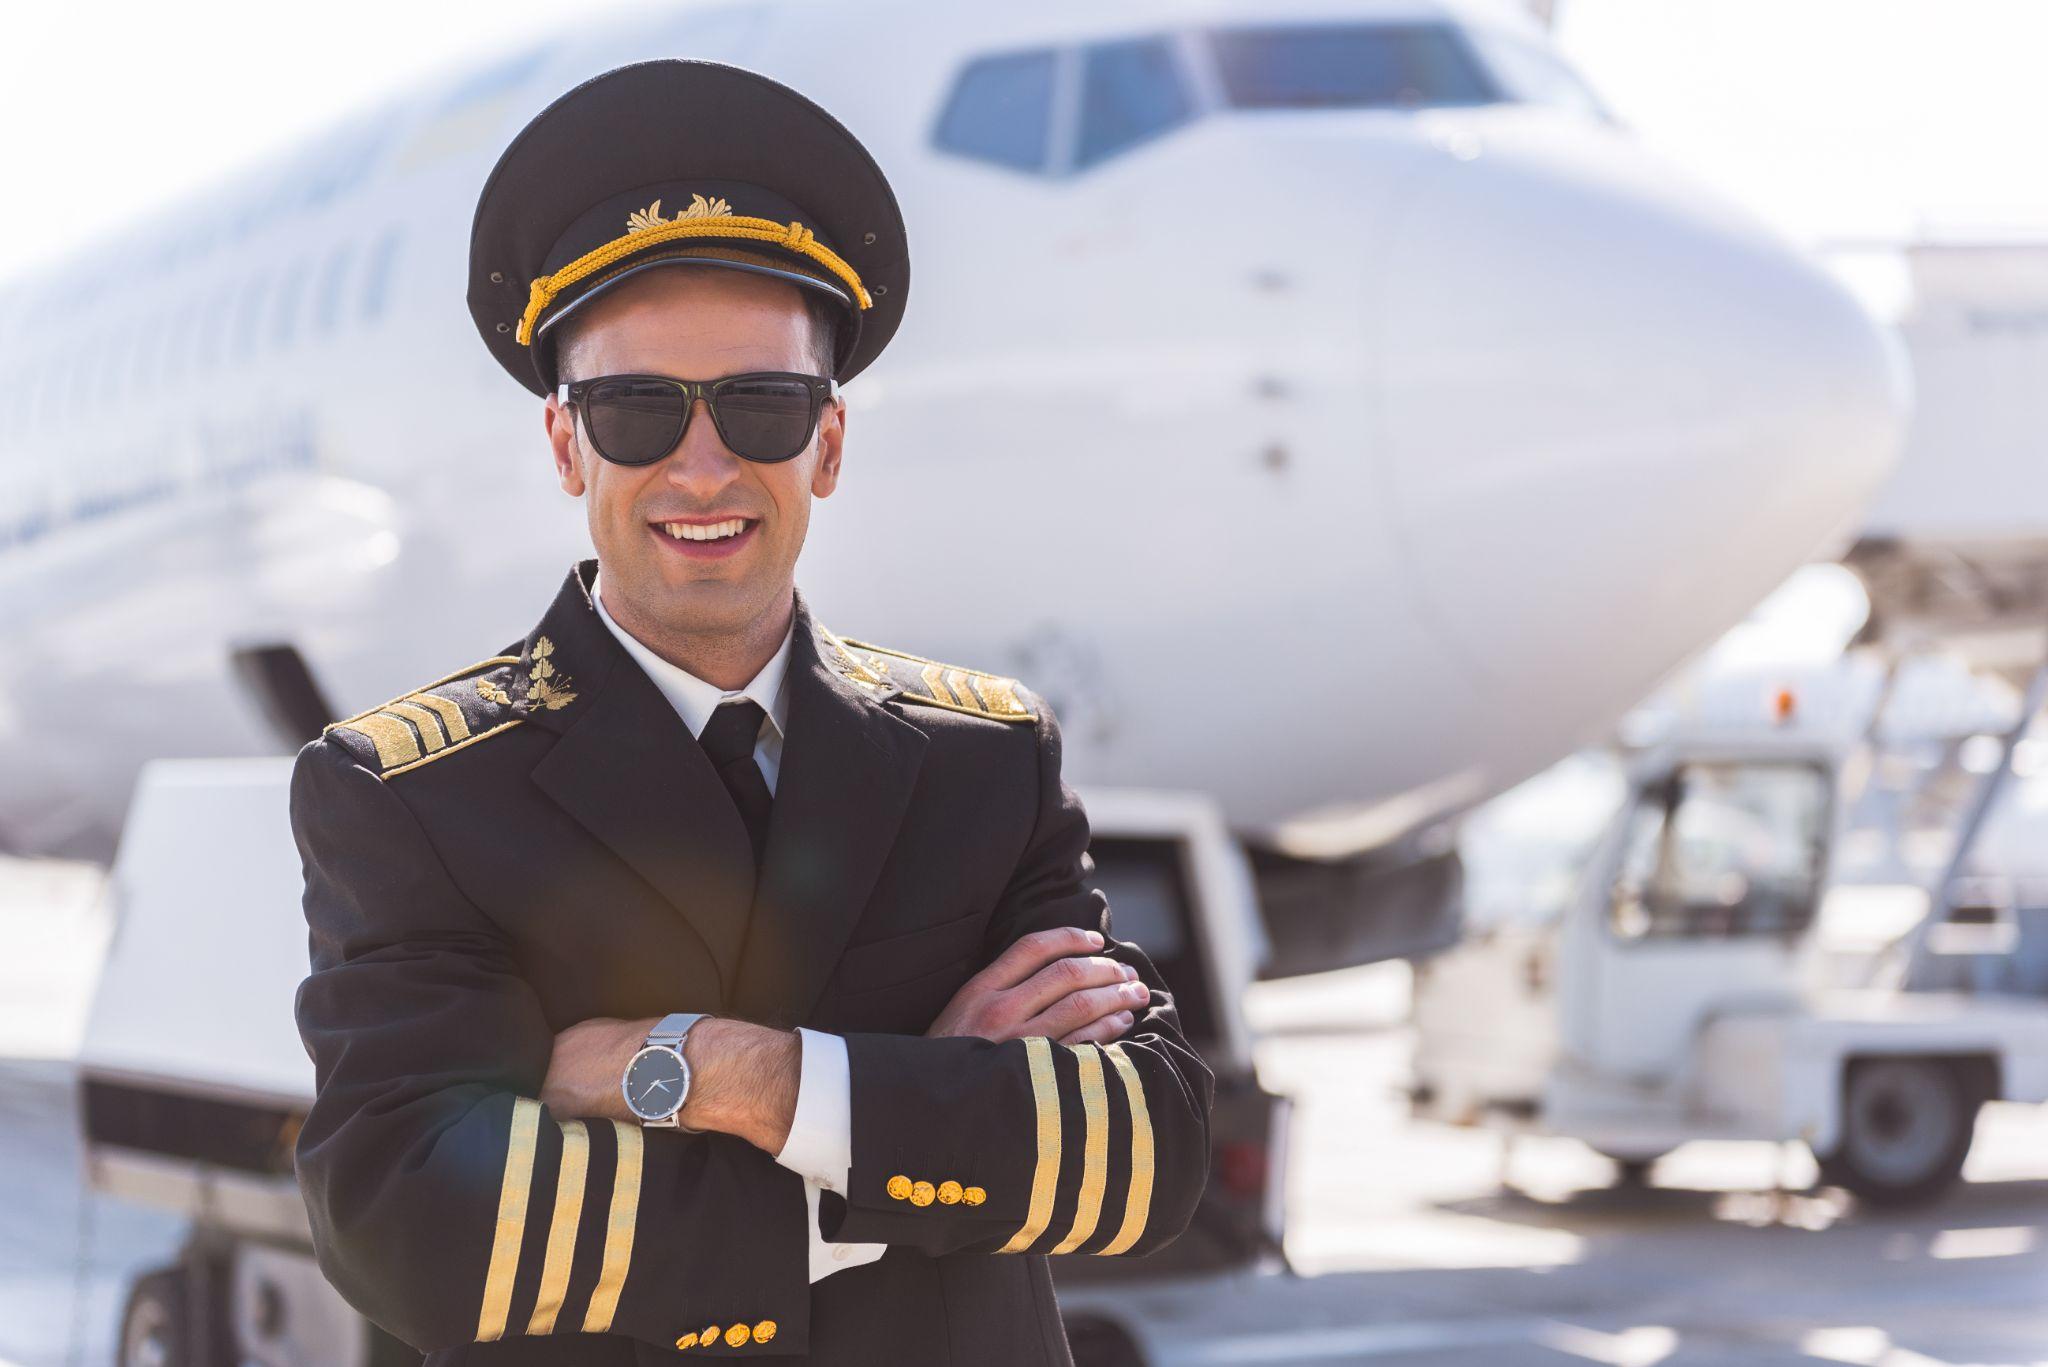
[1567,759,1832,1084]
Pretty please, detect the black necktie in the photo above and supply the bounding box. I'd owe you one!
[698,698,773,868]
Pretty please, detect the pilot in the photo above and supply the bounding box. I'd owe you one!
[288,59,1212,1365]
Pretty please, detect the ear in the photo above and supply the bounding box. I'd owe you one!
[810,396,845,499]
[544,396,587,496]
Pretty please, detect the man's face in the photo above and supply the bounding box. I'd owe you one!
[542,266,844,639]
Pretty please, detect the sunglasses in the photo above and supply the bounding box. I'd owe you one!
[556,370,840,465]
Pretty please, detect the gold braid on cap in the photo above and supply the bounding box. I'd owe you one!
[517,209,872,345]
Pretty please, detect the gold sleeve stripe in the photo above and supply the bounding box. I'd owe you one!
[337,712,424,770]
[384,700,449,753]
[475,1096,542,1341]
[581,1120,643,1333]
[524,1119,589,1334]
[998,1036,1063,1253]
[1097,1044,1156,1256]
[1050,1044,1110,1254]
[408,690,473,744]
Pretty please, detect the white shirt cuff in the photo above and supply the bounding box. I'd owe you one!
[775,1027,885,1282]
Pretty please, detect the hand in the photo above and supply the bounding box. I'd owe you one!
[926,927,1149,1045]
[541,1015,652,1123]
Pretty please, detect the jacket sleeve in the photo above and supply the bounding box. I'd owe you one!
[289,736,810,1357]
[828,688,1215,1257]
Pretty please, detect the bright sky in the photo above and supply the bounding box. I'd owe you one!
[2,0,2041,279]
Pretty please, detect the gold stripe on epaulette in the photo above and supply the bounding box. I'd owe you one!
[839,637,1037,722]
[325,654,523,779]
[326,654,522,732]
[377,719,524,780]
[384,700,449,753]
[333,712,422,770]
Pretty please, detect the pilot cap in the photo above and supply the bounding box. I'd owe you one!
[467,59,909,396]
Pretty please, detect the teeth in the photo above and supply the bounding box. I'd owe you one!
[661,518,748,541]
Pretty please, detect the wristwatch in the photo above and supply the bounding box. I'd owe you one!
[621,1012,716,1129]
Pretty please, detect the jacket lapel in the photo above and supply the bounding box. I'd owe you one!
[522,560,759,999]
[726,591,929,1025]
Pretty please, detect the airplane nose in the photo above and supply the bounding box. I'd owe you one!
[1374,120,1910,736]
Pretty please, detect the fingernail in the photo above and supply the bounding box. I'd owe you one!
[1116,1011,1134,1027]
[1123,981,1148,1001]
[1119,964,1138,980]
[1086,931,1104,948]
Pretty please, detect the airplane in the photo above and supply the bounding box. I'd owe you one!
[0,0,1907,967]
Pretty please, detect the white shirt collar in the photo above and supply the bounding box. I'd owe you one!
[589,568,793,742]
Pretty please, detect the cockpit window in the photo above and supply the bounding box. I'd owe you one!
[933,48,1060,173]
[1075,37,1195,170]
[1462,25,1612,120]
[1205,23,1494,109]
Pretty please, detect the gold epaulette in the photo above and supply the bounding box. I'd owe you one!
[827,631,1036,723]
[323,653,527,779]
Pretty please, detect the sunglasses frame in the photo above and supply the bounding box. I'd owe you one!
[556,370,841,465]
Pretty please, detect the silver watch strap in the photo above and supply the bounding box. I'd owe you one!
[647,1011,714,1051]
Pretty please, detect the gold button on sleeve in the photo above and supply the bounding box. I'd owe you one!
[886,1174,913,1201]
[701,1324,719,1345]
[674,1332,697,1350]
[724,1324,751,1348]
[937,1180,963,1205]
[753,1320,778,1343]
[910,1180,936,1207]
[964,1185,987,1206]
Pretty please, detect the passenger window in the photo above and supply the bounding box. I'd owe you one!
[932,48,1059,173]
[1207,23,1494,109]
[313,243,356,335]
[359,228,404,323]
[1075,36,1193,170]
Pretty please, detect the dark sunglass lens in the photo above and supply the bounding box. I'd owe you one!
[715,377,817,460]
[583,379,687,464]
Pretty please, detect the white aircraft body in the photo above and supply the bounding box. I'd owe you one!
[0,0,1907,866]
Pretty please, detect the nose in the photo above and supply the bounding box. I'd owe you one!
[1371,123,1910,737]
[661,394,746,487]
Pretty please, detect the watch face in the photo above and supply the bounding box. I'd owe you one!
[623,1045,689,1121]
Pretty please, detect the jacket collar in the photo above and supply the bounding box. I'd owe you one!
[522,559,927,1017]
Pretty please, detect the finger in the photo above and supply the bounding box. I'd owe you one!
[1058,1010,1135,1046]
[1009,954,1135,1022]
[1024,977,1151,1041]
[976,926,1106,992]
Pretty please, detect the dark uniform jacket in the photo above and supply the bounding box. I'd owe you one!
[289,558,1213,1366]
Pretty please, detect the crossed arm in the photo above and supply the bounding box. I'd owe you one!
[538,925,1150,1149]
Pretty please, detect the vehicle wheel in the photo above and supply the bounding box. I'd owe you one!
[119,1269,188,1367]
[1817,1058,1975,1207]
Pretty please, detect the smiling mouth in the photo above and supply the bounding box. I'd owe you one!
[653,517,756,542]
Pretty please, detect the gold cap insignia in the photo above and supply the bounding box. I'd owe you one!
[625,194,734,233]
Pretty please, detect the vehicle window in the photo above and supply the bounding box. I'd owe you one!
[1610,761,1831,940]
[1083,835,1218,1048]
[1462,26,1610,120]
[1075,36,1194,170]
[932,48,1059,173]
[1206,23,1493,109]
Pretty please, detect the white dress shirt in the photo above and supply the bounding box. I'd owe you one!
[591,570,884,1282]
